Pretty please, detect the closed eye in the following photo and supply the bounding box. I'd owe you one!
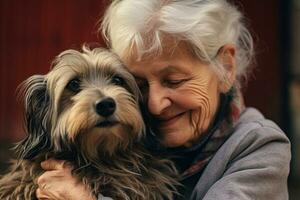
[164,79,187,88]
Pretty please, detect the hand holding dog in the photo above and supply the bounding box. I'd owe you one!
[36,159,96,200]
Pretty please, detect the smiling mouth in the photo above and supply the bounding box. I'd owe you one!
[158,112,185,127]
[96,120,118,128]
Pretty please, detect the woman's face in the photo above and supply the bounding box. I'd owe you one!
[126,45,223,148]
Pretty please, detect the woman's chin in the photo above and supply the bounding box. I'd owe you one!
[159,131,191,148]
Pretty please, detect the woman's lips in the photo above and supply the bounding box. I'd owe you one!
[158,112,185,128]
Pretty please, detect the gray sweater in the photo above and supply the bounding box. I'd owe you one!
[190,108,291,200]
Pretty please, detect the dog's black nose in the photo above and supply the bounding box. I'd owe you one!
[95,97,116,117]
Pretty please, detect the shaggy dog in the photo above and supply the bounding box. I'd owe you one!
[0,46,178,200]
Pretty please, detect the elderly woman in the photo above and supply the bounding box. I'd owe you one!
[36,0,291,199]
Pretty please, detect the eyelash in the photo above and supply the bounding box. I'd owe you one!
[164,79,186,87]
[136,79,186,92]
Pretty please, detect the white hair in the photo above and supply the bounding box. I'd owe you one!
[101,0,254,84]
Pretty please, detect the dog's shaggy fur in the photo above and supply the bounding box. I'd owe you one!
[0,46,178,200]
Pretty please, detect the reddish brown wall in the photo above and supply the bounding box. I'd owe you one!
[0,0,107,141]
[0,0,282,142]
[235,0,282,126]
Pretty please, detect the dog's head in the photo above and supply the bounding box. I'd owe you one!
[16,46,144,160]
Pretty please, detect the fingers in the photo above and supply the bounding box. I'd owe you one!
[37,171,50,190]
[37,165,70,194]
[36,188,60,200]
[41,159,71,171]
[36,188,45,198]
[37,169,69,188]
[36,188,50,200]
[41,159,63,170]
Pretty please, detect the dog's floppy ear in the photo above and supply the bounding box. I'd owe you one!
[15,74,51,160]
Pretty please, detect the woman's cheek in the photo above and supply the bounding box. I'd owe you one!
[176,82,214,136]
[175,80,211,110]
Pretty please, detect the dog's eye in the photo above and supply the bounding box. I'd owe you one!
[111,75,125,86]
[66,78,81,93]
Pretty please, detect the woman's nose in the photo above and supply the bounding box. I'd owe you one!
[147,83,171,115]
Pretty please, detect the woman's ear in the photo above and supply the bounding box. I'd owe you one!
[217,44,237,93]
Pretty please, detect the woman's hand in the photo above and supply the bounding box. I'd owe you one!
[36,159,96,200]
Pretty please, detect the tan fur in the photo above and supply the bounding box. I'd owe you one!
[0,46,179,200]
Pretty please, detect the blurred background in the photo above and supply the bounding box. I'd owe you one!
[0,0,299,198]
